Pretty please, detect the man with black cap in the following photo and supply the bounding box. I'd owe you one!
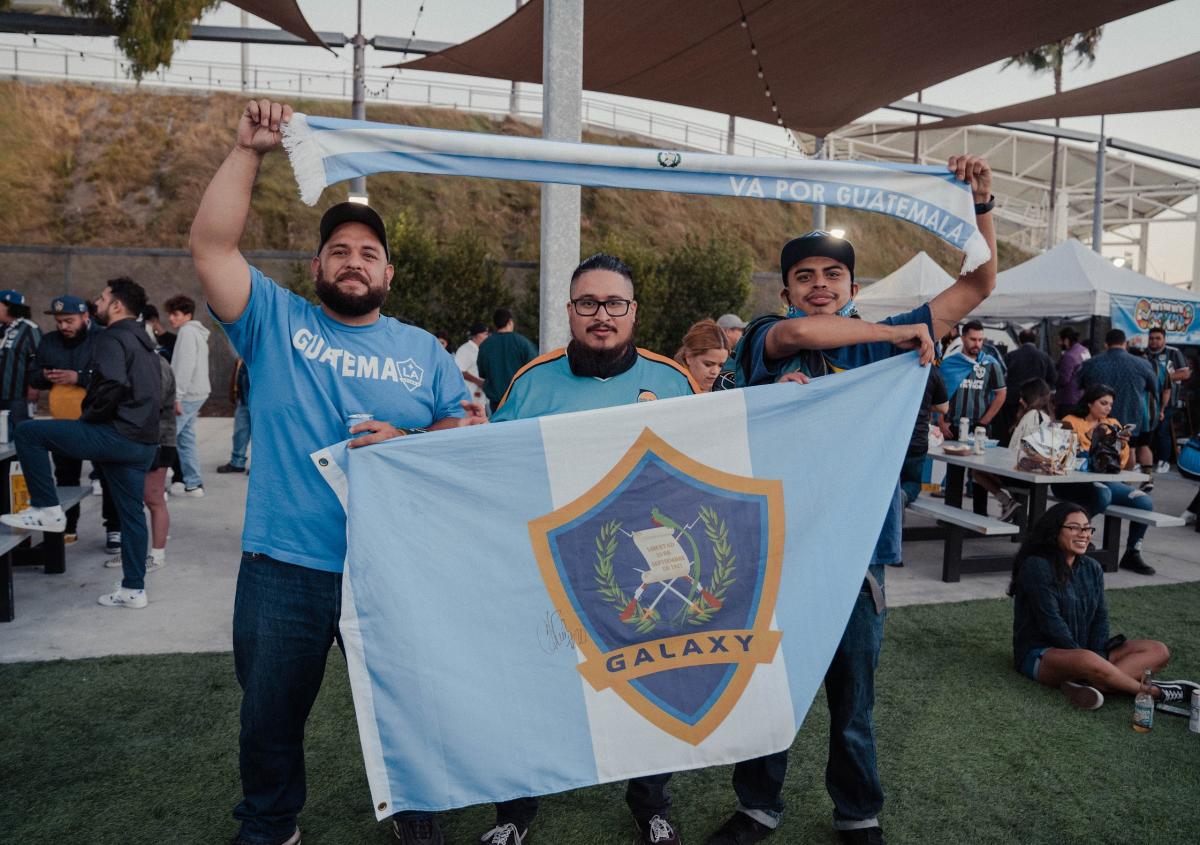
[708,155,997,845]
[30,295,95,541]
[190,99,480,845]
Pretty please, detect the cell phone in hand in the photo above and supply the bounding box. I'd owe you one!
[1120,423,1136,434]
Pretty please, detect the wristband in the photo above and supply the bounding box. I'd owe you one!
[974,195,995,215]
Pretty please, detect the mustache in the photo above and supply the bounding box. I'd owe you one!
[335,270,370,284]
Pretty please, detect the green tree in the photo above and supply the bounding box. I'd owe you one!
[1004,29,1104,244]
[384,212,509,340]
[65,0,221,80]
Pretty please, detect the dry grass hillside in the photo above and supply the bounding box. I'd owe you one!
[0,80,1030,276]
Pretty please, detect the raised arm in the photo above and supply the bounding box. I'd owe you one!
[189,100,293,323]
[928,155,998,339]
[765,315,934,365]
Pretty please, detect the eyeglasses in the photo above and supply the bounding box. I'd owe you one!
[1060,524,1096,535]
[571,297,632,317]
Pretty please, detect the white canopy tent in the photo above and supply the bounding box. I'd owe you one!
[856,252,955,321]
[976,239,1200,321]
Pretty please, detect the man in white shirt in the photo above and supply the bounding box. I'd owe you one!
[453,323,489,416]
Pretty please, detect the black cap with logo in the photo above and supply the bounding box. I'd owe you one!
[318,202,390,260]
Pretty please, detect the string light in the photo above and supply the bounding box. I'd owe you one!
[366,1,430,99]
[734,2,802,150]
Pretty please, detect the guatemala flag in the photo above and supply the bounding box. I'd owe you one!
[314,354,926,818]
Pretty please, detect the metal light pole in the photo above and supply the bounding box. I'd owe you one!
[509,0,524,118]
[240,10,249,91]
[1091,115,1106,254]
[349,0,368,202]
[811,137,826,230]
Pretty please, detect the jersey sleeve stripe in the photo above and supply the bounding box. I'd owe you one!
[636,347,701,395]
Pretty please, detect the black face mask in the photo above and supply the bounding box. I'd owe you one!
[315,266,388,317]
[567,339,637,379]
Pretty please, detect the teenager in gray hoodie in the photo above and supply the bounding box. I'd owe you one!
[165,294,211,496]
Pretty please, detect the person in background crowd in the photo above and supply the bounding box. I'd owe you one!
[998,329,1055,440]
[453,323,490,415]
[107,355,175,574]
[1008,501,1197,712]
[1007,378,1057,449]
[901,367,948,507]
[29,295,95,543]
[477,307,538,414]
[434,330,450,350]
[487,253,698,845]
[1055,326,1089,414]
[0,289,42,427]
[716,313,747,348]
[937,324,960,362]
[675,318,732,392]
[1146,326,1191,472]
[189,98,479,845]
[939,320,1017,521]
[1053,384,1157,576]
[166,294,211,498]
[1,277,160,609]
[1079,329,1159,491]
[142,304,177,360]
[217,357,251,474]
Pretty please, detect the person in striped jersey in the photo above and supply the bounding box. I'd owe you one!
[0,289,42,428]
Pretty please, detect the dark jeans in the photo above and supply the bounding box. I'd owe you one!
[899,454,925,506]
[494,772,672,829]
[1152,407,1176,464]
[14,420,154,589]
[730,565,886,830]
[51,452,82,533]
[233,553,430,843]
[99,467,119,533]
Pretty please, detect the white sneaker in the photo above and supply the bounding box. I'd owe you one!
[145,555,165,573]
[169,482,185,496]
[184,485,205,498]
[0,506,67,533]
[91,479,102,496]
[1155,461,1170,474]
[1182,511,1197,526]
[103,555,122,569]
[98,586,147,609]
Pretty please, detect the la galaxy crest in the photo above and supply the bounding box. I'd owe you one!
[529,428,783,744]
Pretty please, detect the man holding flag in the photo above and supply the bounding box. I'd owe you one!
[189,99,479,845]
[711,155,996,845]
[485,252,699,845]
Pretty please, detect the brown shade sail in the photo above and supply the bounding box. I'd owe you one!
[397,0,1169,137]
[228,0,330,51]
[861,52,1200,133]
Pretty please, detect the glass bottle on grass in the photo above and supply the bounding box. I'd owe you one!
[1132,668,1154,733]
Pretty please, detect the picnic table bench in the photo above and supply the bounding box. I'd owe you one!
[2,485,92,622]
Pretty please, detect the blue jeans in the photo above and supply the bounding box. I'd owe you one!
[1152,407,1175,464]
[14,420,154,589]
[1052,481,1154,551]
[176,396,206,488]
[730,565,886,830]
[230,399,251,468]
[233,553,430,842]
[494,772,672,828]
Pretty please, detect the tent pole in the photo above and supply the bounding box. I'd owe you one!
[538,0,583,352]
[1091,115,1105,255]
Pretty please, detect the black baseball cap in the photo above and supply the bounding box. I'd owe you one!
[318,202,390,260]
[780,231,855,281]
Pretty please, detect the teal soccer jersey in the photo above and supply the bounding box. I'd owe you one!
[490,347,698,421]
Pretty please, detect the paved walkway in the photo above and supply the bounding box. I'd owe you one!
[2,417,1197,663]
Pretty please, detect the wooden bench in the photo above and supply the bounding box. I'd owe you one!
[907,499,1020,582]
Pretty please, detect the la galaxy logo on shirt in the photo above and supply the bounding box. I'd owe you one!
[529,428,783,744]
[637,389,658,402]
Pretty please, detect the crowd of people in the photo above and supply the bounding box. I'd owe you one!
[4,98,1197,845]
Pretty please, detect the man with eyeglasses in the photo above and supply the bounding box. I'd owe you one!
[485,253,698,845]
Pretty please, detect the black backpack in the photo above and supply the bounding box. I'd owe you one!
[1087,422,1124,475]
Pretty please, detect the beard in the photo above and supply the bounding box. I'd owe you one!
[315,266,388,317]
[567,336,637,378]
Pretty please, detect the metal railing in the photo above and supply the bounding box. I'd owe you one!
[0,42,803,159]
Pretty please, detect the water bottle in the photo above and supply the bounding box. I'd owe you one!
[1132,668,1154,733]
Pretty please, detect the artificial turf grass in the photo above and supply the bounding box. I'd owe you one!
[2,583,1197,845]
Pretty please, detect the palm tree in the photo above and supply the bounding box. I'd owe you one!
[1005,29,1104,246]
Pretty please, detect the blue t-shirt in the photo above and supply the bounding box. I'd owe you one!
[217,267,469,572]
[746,304,935,565]
[491,348,697,421]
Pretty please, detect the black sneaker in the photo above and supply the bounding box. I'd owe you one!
[1153,680,1200,716]
[1118,549,1156,576]
[838,828,886,845]
[480,822,527,845]
[392,816,444,844]
[635,813,681,845]
[705,813,774,845]
[104,531,121,555]
[217,463,247,473]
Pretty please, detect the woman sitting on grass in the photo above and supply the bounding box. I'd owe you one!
[1009,501,1197,711]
